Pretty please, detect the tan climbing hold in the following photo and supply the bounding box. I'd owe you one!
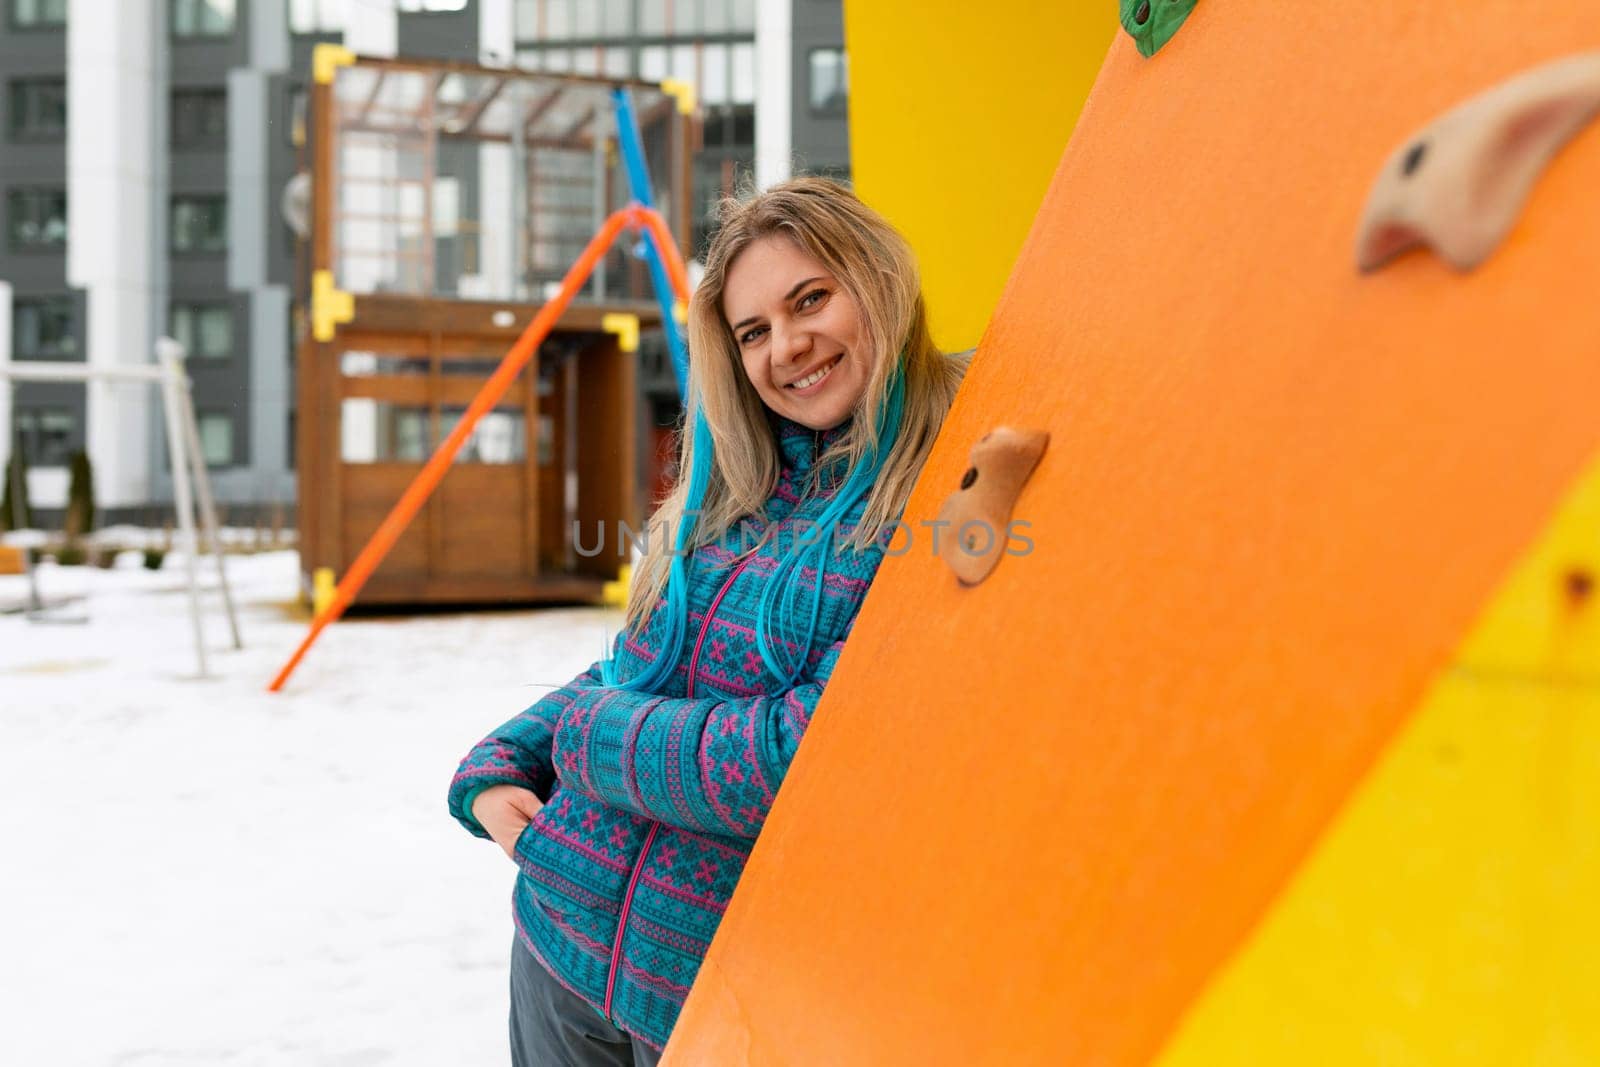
[934,426,1048,586]
[1356,51,1600,273]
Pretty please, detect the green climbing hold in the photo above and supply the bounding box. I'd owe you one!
[1120,0,1198,58]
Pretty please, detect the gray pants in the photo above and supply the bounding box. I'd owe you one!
[510,936,663,1067]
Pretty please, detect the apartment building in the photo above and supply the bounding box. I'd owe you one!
[0,0,847,519]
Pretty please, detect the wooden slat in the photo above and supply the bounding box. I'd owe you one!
[347,294,662,336]
[572,331,638,580]
[340,374,527,408]
[523,345,542,577]
[340,463,432,585]
[436,465,528,578]
[355,573,605,605]
[539,358,572,573]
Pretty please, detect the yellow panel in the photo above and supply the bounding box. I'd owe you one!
[1455,463,1600,682]
[844,0,1114,352]
[1155,454,1600,1066]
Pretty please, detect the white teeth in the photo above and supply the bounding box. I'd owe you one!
[787,356,840,390]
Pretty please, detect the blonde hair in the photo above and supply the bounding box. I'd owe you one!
[623,176,969,633]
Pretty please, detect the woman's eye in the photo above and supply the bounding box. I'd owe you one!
[799,289,827,310]
[740,326,766,345]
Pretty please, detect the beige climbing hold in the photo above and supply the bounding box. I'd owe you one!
[1356,51,1600,273]
[934,427,1048,586]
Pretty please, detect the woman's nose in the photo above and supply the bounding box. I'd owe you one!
[772,320,811,366]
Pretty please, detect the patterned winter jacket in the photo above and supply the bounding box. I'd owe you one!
[447,411,892,1051]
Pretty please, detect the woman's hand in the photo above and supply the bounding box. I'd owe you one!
[472,784,544,861]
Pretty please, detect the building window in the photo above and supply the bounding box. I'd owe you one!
[7,187,67,251]
[441,409,527,464]
[196,412,235,466]
[289,0,346,34]
[7,78,66,141]
[171,0,235,38]
[12,297,76,359]
[13,408,75,466]
[638,0,667,35]
[731,43,755,104]
[539,0,569,39]
[170,303,233,360]
[7,0,67,29]
[670,43,695,83]
[600,0,629,36]
[171,88,227,148]
[808,48,848,116]
[601,47,630,78]
[702,103,753,150]
[395,0,468,11]
[702,43,729,105]
[171,195,227,253]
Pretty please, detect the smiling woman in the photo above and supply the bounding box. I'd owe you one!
[725,237,868,430]
[447,176,968,1065]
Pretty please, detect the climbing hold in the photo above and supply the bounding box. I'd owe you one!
[935,427,1048,587]
[1120,0,1198,59]
[1356,51,1600,273]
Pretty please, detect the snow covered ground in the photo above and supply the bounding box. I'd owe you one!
[0,547,616,1066]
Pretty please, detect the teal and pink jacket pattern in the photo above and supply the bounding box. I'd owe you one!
[447,413,891,1051]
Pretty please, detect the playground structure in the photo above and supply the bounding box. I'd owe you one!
[272,50,694,692]
[662,3,1600,1064]
[0,340,241,677]
[295,52,699,609]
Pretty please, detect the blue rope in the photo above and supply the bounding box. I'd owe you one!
[600,405,715,691]
[754,360,907,686]
[602,358,907,692]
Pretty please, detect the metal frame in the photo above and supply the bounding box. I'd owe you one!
[0,339,243,677]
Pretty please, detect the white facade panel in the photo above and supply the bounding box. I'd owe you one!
[68,0,163,509]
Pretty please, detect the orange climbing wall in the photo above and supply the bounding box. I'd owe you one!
[666,3,1600,1064]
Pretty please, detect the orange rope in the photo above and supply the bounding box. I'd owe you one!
[269,204,686,692]
[636,208,692,304]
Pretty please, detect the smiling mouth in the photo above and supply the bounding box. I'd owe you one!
[785,354,842,390]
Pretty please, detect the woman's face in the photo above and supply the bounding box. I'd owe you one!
[722,234,869,431]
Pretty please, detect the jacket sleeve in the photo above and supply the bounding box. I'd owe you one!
[548,636,848,841]
[446,661,604,839]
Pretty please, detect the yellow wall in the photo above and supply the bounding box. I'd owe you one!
[843,0,1115,352]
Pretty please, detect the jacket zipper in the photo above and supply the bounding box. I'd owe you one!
[603,822,658,1022]
[601,551,754,1023]
[809,429,823,495]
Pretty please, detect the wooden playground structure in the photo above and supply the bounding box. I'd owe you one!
[295,52,698,609]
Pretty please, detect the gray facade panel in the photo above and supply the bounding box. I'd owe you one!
[168,253,230,293]
[10,380,87,463]
[0,17,67,65]
[0,249,69,293]
[167,3,249,69]
[1,18,70,300]
[789,0,849,176]
[249,285,289,478]
[228,67,267,289]
[168,152,229,194]
[250,0,288,71]
[397,9,479,61]
[263,71,302,291]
